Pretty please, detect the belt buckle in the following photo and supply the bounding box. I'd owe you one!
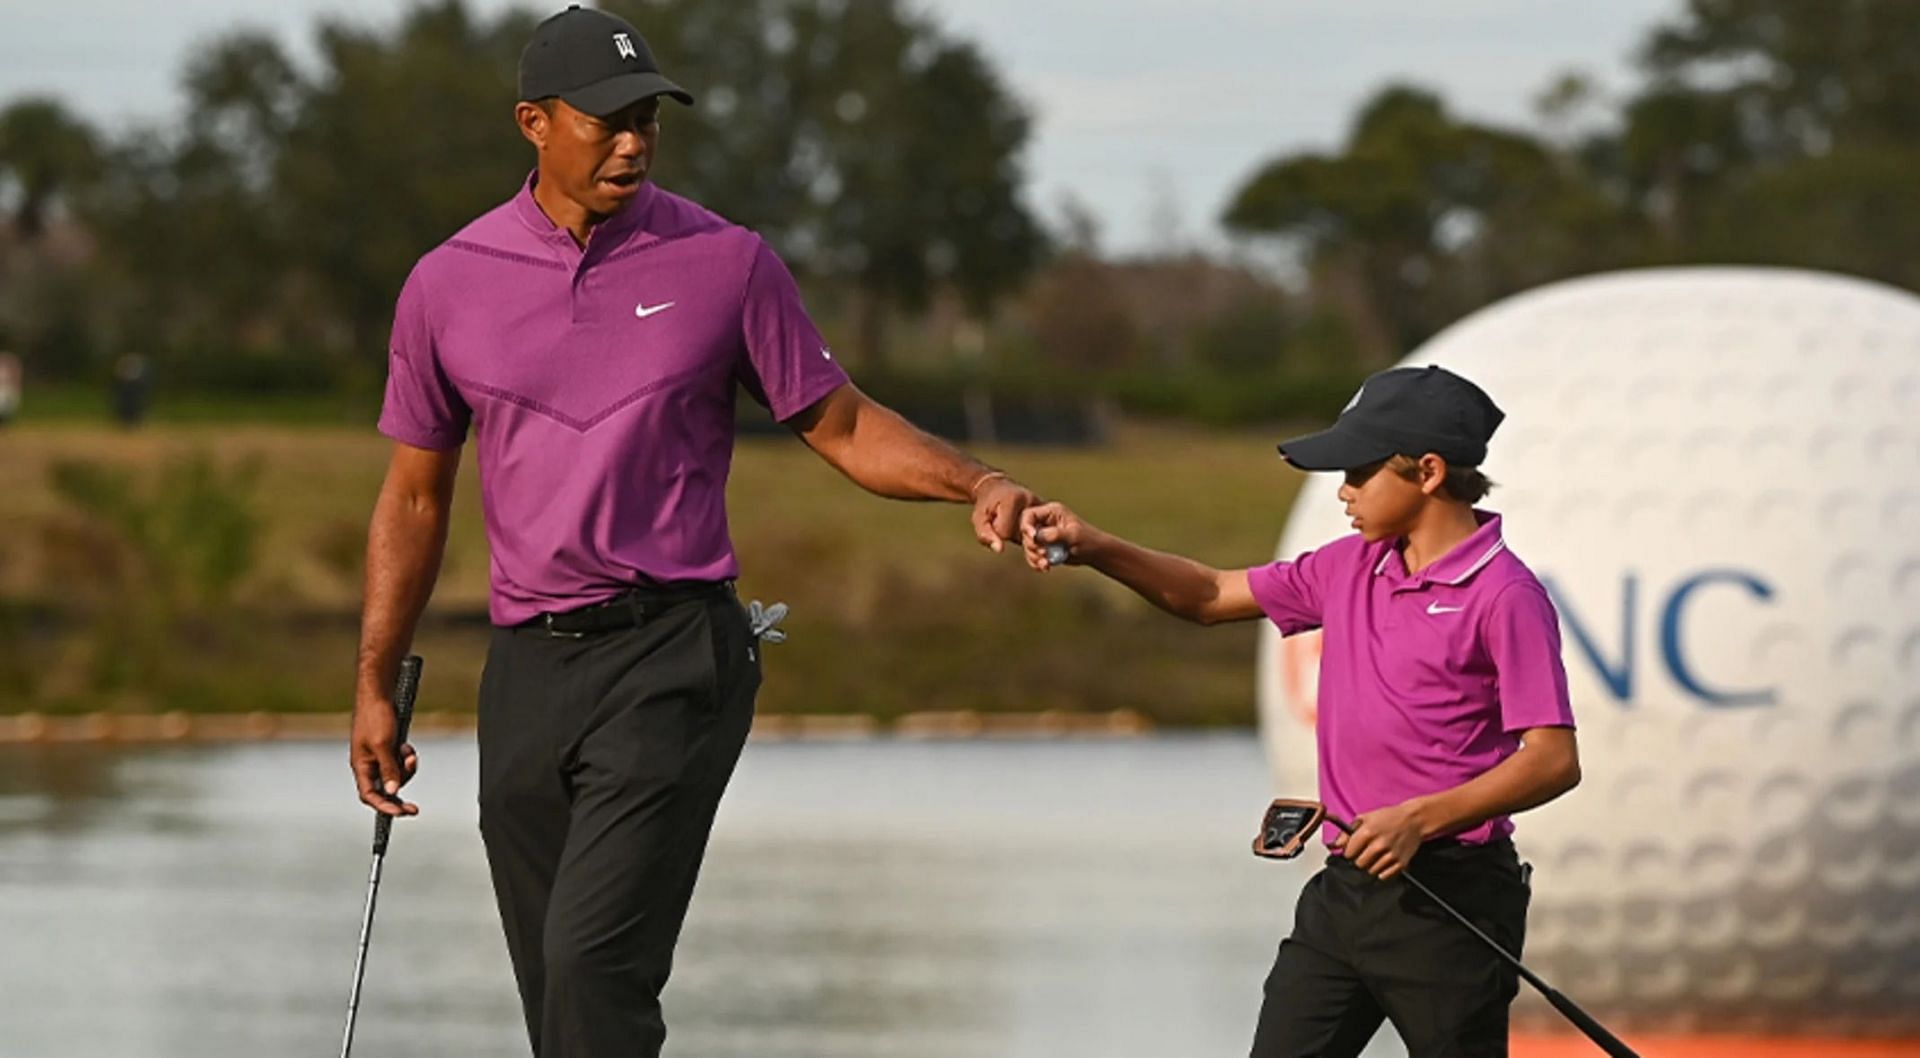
[542,613,586,640]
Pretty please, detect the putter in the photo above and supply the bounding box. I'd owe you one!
[340,654,423,1058]
[1255,798,1640,1058]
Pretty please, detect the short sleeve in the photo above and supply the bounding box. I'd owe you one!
[738,238,850,421]
[1246,547,1330,636]
[377,266,470,450]
[1484,583,1577,732]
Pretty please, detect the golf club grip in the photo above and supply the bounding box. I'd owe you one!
[1541,986,1640,1058]
[391,654,421,744]
[1044,542,1070,566]
[370,655,423,854]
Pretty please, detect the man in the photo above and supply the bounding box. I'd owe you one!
[0,350,21,426]
[347,7,1038,1056]
[1020,366,1580,1056]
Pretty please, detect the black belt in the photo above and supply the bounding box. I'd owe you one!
[520,580,734,638]
[1328,835,1523,877]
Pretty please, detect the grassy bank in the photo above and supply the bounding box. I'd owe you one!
[0,420,1306,724]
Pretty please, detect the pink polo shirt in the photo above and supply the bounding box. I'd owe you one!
[1248,511,1575,847]
[378,176,849,626]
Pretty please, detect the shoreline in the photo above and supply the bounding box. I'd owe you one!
[0,708,1162,745]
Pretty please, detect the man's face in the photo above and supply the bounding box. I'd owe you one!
[1335,457,1432,541]
[519,95,662,217]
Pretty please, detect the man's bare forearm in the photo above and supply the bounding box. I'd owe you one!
[823,397,997,501]
[794,384,1038,552]
[355,481,453,702]
[795,385,1000,501]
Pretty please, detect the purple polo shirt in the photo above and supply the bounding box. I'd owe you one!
[379,176,849,625]
[1249,512,1575,847]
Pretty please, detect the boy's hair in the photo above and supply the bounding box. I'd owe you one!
[1386,454,1496,504]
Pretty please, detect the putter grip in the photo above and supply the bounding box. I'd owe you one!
[390,655,421,745]
[1044,542,1069,566]
[371,655,423,855]
[1543,988,1639,1058]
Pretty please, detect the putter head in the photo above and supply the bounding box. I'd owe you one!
[747,599,790,644]
[1253,798,1327,860]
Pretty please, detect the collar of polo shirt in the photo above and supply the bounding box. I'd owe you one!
[1373,509,1507,588]
[513,170,654,249]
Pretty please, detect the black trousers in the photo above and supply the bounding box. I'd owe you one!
[1251,839,1531,1058]
[477,589,760,1058]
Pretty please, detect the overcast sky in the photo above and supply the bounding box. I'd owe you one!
[0,0,1679,252]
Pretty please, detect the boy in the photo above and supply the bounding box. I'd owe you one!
[1020,365,1580,1057]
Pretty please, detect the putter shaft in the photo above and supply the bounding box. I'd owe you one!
[1326,813,1640,1058]
[340,854,386,1058]
[339,655,422,1058]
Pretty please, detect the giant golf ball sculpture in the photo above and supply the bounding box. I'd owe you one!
[1257,268,1920,1035]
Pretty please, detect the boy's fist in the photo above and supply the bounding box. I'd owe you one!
[1020,502,1091,571]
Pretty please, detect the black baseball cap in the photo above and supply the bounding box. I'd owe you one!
[518,5,693,117]
[1277,365,1504,471]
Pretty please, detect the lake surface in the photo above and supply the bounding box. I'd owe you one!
[0,734,1411,1058]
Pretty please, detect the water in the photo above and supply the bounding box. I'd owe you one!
[0,734,1409,1058]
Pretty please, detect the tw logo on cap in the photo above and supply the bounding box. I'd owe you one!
[613,32,637,60]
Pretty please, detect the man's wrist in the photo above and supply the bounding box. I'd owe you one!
[354,650,400,702]
[967,469,1009,501]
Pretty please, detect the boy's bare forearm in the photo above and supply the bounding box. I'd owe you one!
[1408,727,1581,839]
[1081,529,1226,623]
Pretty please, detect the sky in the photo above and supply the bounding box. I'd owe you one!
[0,0,1680,253]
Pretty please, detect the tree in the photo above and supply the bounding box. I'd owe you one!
[1613,84,1752,248]
[1023,252,1139,373]
[1222,86,1623,362]
[607,0,1044,368]
[0,100,102,377]
[1693,144,1920,289]
[81,33,317,359]
[73,0,1039,374]
[0,99,99,241]
[277,2,537,355]
[1609,0,1920,284]
[1641,0,1920,152]
[79,5,539,363]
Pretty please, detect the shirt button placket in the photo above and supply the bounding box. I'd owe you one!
[548,228,586,323]
[571,253,597,325]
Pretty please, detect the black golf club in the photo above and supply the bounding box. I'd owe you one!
[1256,798,1640,1058]
[340,654,423,1058]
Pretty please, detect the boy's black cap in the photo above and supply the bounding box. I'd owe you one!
[519,5,693,116]
[1278,365,1504,470]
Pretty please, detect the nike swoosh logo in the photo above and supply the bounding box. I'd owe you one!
[1426,602,1465,615]
[634,301,676,319]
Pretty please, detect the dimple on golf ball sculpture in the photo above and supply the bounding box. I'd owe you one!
[1257,268,1920,1035]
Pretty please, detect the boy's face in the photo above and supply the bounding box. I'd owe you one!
[1336,457,1434,541]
